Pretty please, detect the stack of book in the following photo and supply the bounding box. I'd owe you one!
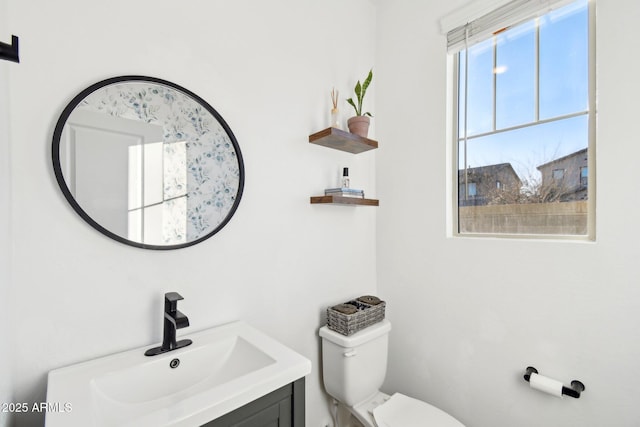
[324,188,365,198]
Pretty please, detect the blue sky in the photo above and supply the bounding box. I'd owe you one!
[458,0,589,180]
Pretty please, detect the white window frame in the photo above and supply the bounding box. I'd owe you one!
[445,0,596,241]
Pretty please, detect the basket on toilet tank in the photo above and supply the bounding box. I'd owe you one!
[327,295,386,336]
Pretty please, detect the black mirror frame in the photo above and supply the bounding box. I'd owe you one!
[52,75,245,250]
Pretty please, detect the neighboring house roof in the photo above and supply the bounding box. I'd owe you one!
[536,148,588,170]
[458,163,522,185]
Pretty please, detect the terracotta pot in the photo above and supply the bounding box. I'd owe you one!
[347,116,370,138]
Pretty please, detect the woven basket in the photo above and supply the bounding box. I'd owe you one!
[327,297,386,336]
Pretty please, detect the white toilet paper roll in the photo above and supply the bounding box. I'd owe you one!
[529,373,564,397]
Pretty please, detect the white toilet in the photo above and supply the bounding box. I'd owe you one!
[319,319,465,427]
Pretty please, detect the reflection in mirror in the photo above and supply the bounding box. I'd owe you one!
[53,76,244,249]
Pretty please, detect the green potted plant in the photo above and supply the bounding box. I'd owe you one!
[346,69,373,138]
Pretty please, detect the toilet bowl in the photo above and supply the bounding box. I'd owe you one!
[319,320,464,427]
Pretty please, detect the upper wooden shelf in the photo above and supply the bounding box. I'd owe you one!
[309,127,378,154]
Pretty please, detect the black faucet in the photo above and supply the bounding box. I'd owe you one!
[145,292,193,356]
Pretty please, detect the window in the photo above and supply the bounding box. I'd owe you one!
[458,182,478,198]
[468,182,477,196]
[580,166,588,186]
[552,169,565,180]
[450,0,594,237]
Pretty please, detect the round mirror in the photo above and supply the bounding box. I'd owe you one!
[52,76,244,250]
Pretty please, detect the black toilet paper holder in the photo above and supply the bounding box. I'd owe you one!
[524,366,585,398]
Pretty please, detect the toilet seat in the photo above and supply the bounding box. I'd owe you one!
[372,393,464,427]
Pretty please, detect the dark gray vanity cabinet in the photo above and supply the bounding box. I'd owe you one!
[202,378,305,427]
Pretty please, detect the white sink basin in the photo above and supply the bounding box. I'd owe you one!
[45,321,311,427]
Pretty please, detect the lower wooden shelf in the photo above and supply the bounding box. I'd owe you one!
[310,195,379,206]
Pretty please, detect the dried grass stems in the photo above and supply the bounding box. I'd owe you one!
[331,88,339,110]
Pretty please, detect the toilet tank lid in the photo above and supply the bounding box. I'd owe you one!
[319,319,391,347]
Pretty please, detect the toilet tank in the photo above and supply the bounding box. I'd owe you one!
[319,319,391,407]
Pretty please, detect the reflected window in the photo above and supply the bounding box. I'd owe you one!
[128,141,188,245]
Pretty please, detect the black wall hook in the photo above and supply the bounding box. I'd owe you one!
[524,366,585,399]
[0,35,19,63]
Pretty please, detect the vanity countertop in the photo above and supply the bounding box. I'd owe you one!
[45,321,311,427]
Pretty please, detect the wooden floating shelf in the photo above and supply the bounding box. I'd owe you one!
[310,195,379,206]
[308,127,378,154]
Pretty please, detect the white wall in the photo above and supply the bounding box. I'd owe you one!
[376,1,640,426]
[12,1,639,426]
[5,1,377,425]
[1,0,15,424]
